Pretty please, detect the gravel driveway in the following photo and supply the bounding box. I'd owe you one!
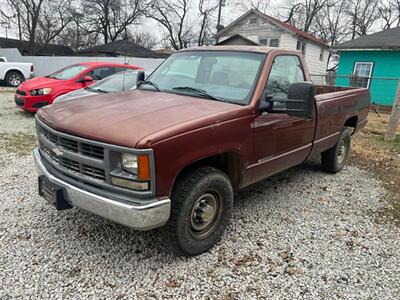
[1,92,399,299]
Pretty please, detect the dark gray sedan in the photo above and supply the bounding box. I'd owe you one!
[53,69,151,103]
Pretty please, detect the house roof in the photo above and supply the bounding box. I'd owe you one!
[216,34,262,46]
[215,9,328,48]
[334,27,400,50]
[0,37,74,56]
[78,40,169,58]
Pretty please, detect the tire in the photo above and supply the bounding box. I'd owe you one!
[321,129,352,173]
[6,71,24,87]
[167,166,234,256]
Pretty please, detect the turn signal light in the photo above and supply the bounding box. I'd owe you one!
[138,155,151,180]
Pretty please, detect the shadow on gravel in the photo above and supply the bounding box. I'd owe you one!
[34,158,328,260]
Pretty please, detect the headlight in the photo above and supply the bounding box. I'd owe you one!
[121,153,138,173]
[30,88,52,96]
[120,153,151,180]
[113,153,151,190]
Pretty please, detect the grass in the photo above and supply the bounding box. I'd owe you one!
[350,112,400,225]
[0,132,37,156]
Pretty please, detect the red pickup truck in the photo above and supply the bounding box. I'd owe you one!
[33,46,370,255]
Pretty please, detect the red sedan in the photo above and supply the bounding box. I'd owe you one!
[15,62,143,113]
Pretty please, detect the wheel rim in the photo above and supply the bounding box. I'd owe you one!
[9,74,21,86]
[337,138,348,164]
[190,192,222,238]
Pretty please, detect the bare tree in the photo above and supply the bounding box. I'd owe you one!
[198,0,218,46]
[283,0,329,33]
[35,0,73,47]
[235,0,271,14]
[147,0,193,50]
[346,0,380,39]
[314,0,350,70]
[55,9,100,51]
[3,0,72,54]
[378,0,400,30]
[80,0,148,44]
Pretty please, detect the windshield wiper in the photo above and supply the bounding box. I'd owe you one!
[172,86,220,101]
[139,80,162,92]
[93,89,108,93]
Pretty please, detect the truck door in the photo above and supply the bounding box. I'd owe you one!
[249,54,316,184]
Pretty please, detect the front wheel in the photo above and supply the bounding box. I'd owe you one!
[6,71,24,87]
[167,166,233,256]
[321,129,352,173]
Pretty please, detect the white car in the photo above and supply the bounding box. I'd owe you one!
[0,57,34,87]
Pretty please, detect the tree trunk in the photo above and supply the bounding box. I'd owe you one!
[385,80,400,141]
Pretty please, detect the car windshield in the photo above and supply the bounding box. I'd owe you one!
[86,70,140,93]
[47,64,90,80]
[143,51,266,105]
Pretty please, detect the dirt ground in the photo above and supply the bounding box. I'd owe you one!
[350,112,400,224]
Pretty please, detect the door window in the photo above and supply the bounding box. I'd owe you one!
[265,55,305,101]
[86,67,116,80]
[352,62,373,88]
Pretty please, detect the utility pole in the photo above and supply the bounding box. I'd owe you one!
[216,0,226,43]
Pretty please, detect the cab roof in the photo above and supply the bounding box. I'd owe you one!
[179,45,301,55]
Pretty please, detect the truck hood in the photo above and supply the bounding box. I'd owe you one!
[37,90,245,148]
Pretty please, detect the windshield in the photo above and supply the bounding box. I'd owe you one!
[144,51,266,105]
[47,64,90,80]
[86,70,139,93]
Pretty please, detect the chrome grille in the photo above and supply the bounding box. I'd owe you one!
[59,137,78,152]
[38,121,106,182]
[81,143,104,159]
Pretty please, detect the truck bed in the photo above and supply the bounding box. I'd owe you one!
[311,85,370,155]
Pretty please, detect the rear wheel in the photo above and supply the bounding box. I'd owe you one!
[321,129,352,173]
[167,166,233,256]
[6,71,24,87]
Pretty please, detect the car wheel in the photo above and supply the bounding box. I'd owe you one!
[321,128,352,173]
[6,71,24,87]
[167,166,233,256]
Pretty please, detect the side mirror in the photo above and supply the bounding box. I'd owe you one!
[136,71,145,88]
[286,82,315,117]
[78,75,93,83]
[260,82,314,118]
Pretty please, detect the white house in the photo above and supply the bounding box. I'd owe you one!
[215,9,330,75]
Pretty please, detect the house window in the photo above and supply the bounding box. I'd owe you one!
[352,62,374,88]
[269,39,279,47]
[260,39,268,45]
[249,17,258,25]
[319,49,324,61]
[296,40,306,54]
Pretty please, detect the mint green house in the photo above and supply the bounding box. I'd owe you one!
[335,27,400,108]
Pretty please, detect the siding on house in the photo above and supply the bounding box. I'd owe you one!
[218,16,285,45]
[336,50,400,106]
[217,12,329,75]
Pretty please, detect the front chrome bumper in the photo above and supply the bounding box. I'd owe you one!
[33,149,171,231]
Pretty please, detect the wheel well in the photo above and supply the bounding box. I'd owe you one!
[344,116,358,133]
[173,152,243,192]
[6,69,25,80]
